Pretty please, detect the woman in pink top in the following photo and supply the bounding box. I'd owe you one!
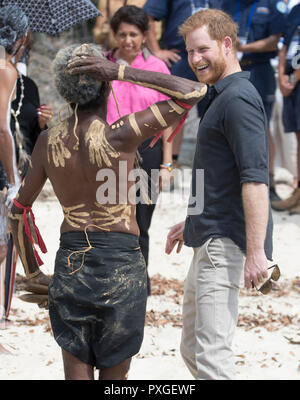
[107,5,173,295]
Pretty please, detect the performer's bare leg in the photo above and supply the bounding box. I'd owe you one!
[62,349,131,380]
[99,358,131,380]
[62,349,95,380]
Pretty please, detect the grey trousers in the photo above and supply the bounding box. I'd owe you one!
[180,237,245,380]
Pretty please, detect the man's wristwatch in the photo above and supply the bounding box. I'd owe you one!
[160,163,173,172]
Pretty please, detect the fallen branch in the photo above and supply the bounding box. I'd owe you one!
[284,336,300,345]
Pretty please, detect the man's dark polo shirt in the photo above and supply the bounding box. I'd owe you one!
[183,71,273,260]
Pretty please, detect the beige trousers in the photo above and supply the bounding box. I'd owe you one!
[180,237,245,380]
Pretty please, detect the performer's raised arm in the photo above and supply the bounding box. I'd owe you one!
[68,56,207,107]
[68,55,207,150]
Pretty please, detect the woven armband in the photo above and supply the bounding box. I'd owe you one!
[118,64,126,81]
[12,199,47,267]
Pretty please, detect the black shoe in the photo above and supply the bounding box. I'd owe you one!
[270,186,282,203]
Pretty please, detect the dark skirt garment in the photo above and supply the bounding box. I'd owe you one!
[48,231,147,369]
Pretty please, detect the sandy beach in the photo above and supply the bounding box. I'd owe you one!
[0,168,300,381]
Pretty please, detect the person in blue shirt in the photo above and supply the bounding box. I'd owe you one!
[271,2,300,214]
[218,0,287,202]
[143,0,221,162]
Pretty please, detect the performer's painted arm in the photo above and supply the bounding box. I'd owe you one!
[107,97,197,151]
[68,56,207,107]
[8,133,48,278]
[68,56,207,150]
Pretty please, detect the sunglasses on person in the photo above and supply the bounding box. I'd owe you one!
[254,264,280,295]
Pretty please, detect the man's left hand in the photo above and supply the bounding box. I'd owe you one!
[244,249,268,289]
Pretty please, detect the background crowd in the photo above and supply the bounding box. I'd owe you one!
[93,0,300,206]
[91,0,300,297]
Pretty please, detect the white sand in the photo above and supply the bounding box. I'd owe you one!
[1,175,300,380]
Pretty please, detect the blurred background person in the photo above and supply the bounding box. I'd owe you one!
[0,30,53,326]
[271,1,300,214]
[268,0,298,199]
[106,5,173,294]
[93,0,161,50]
[143,0,221,164]
[11,32,53,174]
[218,0,287,202]
[0,5,29,327]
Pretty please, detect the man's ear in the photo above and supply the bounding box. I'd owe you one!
[223,36,233,55]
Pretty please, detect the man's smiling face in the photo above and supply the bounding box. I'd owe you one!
[186,25,227,85]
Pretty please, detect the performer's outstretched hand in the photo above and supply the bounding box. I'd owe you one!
[19,293,49,309]
[68,55,117,82]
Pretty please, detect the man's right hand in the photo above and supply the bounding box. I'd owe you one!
[153,49,181,68]
[165,221,185,254]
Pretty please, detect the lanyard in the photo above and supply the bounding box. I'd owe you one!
[190,0,209,13]
[234,0,258,39]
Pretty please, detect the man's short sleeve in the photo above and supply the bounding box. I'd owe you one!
[283,5,299,48]
[223,96,269,185]
[143,0,169,20]
[268,0,288,36]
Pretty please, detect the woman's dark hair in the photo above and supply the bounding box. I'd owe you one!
[0,5,29,54]
[110,5,149,34]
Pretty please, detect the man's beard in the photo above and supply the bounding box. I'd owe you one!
[202,54,227,85]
